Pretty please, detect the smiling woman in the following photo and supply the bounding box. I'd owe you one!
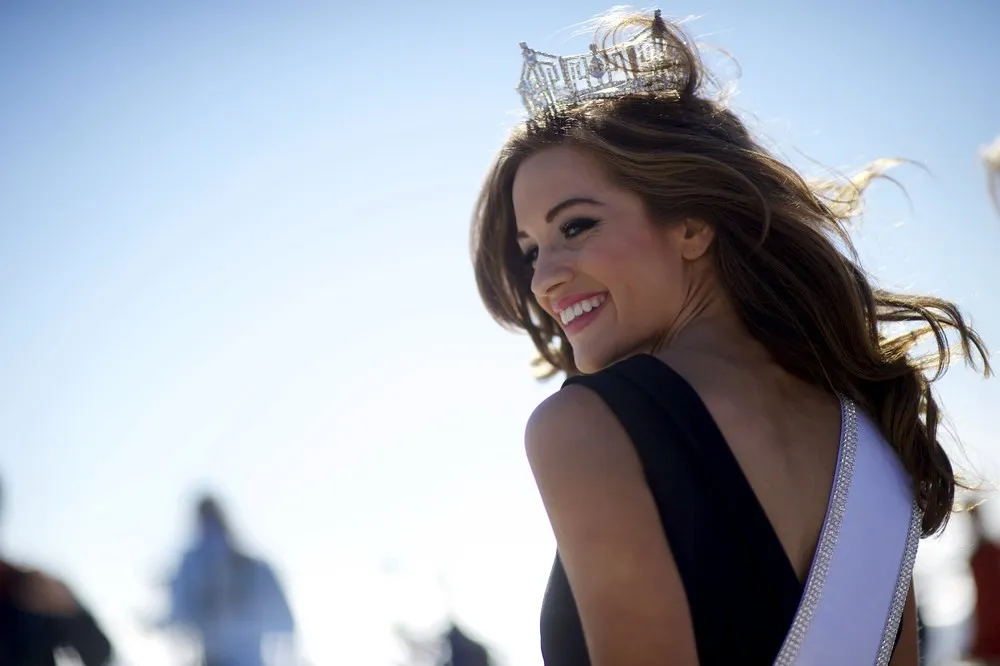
[470,7,991,666]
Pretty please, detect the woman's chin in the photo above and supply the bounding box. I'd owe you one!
[570,349,613,375]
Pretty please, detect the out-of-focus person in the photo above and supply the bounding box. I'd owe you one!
[0,476,113,665]
[155,493,296,666]
[983,135,1000,215]
[440,623,493,666]
[968,505,1000,666]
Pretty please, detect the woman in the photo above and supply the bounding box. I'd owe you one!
[471,9,991,665]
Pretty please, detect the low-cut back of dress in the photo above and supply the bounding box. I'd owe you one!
[539,354,919,665]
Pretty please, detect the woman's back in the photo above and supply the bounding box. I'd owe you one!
[660,343,842,584]
[538,353,917,664]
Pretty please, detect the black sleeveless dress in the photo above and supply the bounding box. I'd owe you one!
[539,355,899,664]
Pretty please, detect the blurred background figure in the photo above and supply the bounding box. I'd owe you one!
[397,620,494,666]
[967,503,1000,666]
[153,492,296,666]
[440,622,493,666]
[918,604,931,665]
[985,135,1000,215]
[0,476,113,665]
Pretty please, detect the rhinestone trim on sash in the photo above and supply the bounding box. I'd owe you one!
[875,500,922,665]
[772,399,858,665]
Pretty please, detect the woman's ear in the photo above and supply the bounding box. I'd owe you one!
[679,218,715,260]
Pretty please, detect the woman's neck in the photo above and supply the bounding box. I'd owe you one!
[657,282,767,366]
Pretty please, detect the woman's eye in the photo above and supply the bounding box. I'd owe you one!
[561,218,598,238]
[518,218,596,267]
[522,246,538,266]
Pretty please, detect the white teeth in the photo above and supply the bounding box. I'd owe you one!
[558,294,606,326]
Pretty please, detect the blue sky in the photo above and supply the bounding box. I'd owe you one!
[0,1,998,664]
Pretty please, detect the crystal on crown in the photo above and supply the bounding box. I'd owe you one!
[517,10,683,117]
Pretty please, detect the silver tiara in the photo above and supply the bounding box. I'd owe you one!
[517,10,684,117]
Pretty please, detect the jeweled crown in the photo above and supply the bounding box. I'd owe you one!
[517,10,684,117]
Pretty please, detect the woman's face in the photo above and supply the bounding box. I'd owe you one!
[512,145,712,373]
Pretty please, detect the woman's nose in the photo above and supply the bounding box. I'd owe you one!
[530,247,574,300]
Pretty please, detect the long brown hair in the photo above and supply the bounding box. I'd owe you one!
[471,9,991,536]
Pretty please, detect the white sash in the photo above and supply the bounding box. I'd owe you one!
[774,399,922,666]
